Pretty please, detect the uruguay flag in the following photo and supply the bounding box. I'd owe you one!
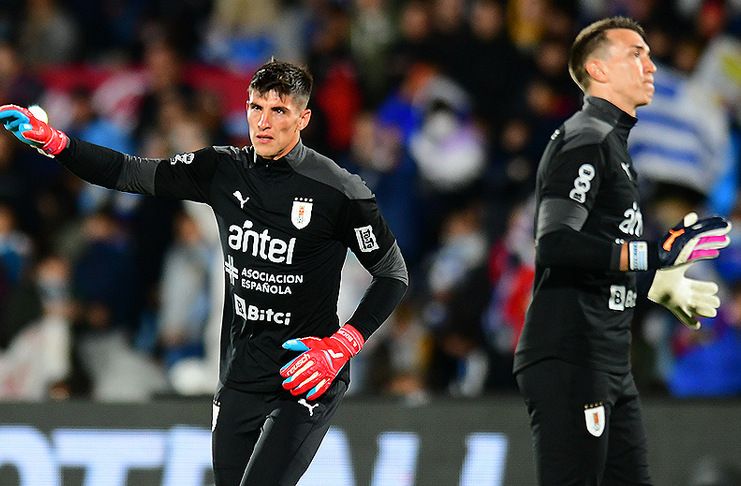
[629,63,731,199]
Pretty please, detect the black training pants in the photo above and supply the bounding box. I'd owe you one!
[212,381,347,486]
[516,359,652,486]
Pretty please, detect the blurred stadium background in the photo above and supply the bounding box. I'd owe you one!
[0,0,741,484]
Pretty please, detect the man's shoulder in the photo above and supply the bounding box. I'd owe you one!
[212,145,250,161]
[293,147,373,201]
[561,110,613,153]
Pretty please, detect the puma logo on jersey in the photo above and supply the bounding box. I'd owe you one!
[233,191,250,209]
[298,398,320,417]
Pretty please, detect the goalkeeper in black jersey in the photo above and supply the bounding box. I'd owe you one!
[512,17,730,486]
[0,60,408,486]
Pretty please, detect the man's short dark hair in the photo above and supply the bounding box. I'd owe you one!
[248,60,313,109]
[568,16,646,92]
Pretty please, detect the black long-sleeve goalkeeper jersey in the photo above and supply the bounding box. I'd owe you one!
[514,97,641,375]
[57,139,408,392]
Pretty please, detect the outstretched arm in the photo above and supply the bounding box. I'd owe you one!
[0,104,218,202]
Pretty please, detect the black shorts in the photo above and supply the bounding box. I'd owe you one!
[516,359,652,486]
[212,381,347,486]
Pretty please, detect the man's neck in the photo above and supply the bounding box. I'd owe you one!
[586,90,636,117]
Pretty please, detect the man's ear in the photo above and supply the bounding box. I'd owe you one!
[585,59,608,84]
[298,109,312,131]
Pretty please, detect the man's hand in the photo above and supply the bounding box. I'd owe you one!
[0,104,68,156]
[648,263,721,330]
[280,324,365,400]
[627,213,731,270]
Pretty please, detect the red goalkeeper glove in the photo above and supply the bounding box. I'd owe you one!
[0,104,69,156]
[280,324,365,400]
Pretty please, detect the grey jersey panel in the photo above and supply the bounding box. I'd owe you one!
[214,145,245,160]
[115,155,160,194]
[536,197,590,242]
[562,112,613,153]
[366,241,409,285]
[287,144,373,200]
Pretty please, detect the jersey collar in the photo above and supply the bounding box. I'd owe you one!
[247,140,306,171]
[584,96,637,133]
[282,139,307,167]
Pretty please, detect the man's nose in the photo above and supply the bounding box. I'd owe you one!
[258,111,271,129]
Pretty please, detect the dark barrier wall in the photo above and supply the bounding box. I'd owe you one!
[1,396,740,485]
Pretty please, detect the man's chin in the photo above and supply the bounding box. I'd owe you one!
[636,95,653,108]
[254,146,278,159]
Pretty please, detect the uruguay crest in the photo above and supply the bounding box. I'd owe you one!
[291,197,313,229]
[584,402,605,437]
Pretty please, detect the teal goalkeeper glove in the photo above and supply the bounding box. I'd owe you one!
[648,262,721,330]
[0,104,69,156]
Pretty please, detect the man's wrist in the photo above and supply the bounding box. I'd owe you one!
[43,129,69,156]
[333,324,365,357]
[627,241,648,271]
[626,241,660,271]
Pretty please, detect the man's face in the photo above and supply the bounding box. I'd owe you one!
[600,29,657,111]
[246,89,311,159]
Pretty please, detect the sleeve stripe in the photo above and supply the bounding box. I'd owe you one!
[536,197,590,242]
[365,241,408,285]
[116,155,160,194]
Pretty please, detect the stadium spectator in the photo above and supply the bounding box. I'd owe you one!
[66,87,140,218]
[0,41,44,106]
[0,203,32,285]
[0,254,74,400]
[157,210,213,369]
[17,0,78,66]
[424,203,490,397]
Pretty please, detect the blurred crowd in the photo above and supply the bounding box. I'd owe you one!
[0,0,740,402]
